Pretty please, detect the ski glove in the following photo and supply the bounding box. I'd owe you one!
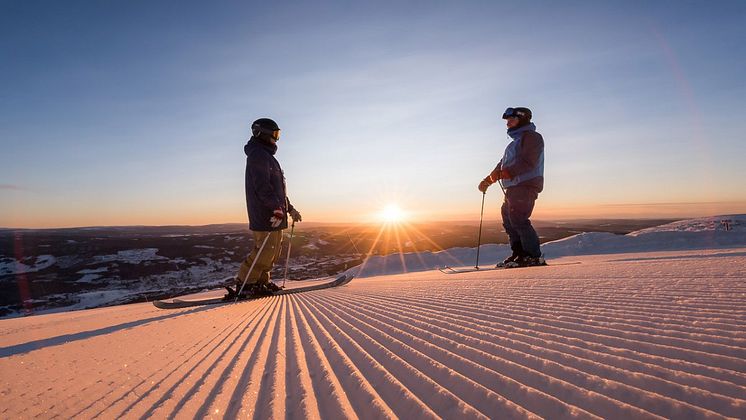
[479,167,512,192]
[478,177,492,193]
[499,169,511,179]
[270,208,285,228]
[490,167,511,180]
[289,208,302,222]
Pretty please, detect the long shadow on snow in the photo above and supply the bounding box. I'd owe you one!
[129,301,273,418]
[83,304,263,419]
[142,296,274,418]
[206,297,281,418]
[0,305,218,357]
[77,311,242,419]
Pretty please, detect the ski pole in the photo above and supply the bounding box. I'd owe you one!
[236,233,271,301]
[497,180,506,196]
[475,191,486,269]
[281,220,295,288]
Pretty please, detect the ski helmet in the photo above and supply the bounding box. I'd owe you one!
[251,118,281,141]
[502,107,532,125]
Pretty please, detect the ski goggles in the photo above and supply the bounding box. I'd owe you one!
[253,125,281,140]
[502,107,530,119]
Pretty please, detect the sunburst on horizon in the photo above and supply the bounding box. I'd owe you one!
[380,203,407,224]
[329,203,464,279]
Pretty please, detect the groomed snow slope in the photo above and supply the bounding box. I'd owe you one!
[1,248,745,419]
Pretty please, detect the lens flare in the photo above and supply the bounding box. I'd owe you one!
[380,203,406,223]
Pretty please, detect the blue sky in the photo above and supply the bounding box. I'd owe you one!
[2,1,745,227]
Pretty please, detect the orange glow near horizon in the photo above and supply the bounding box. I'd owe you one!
[344,217,466,277]
[3,199,746,229]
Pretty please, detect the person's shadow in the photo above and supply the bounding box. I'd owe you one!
[0,305,217,358]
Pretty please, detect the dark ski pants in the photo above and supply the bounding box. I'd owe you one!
[501,186,541,258]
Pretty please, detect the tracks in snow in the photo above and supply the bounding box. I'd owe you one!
[2,266,746,419]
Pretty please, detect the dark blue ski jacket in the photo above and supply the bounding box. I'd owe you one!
[244,137,295,231]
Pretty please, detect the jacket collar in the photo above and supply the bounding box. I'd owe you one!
[507,122,536,140]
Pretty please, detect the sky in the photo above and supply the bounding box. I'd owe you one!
[1,0,745,228]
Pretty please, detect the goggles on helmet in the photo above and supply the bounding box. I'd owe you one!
[502,107,526,119]
[252,125,281,140]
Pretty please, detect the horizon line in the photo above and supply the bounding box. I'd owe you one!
[4,214,745,231]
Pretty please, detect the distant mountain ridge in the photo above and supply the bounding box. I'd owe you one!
[630,214,744,234]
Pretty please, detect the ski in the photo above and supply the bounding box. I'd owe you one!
[439,266,502,274]
[439,261,581,274]
[153,274,353,309]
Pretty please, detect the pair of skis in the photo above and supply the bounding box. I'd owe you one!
[152,273,352,309]
[440,266,503,274]
[439,261,580,274]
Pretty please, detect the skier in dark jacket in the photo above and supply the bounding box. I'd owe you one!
[226,118,302,299]
[478,107,545,267]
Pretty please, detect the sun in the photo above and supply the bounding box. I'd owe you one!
[380,203,406,223]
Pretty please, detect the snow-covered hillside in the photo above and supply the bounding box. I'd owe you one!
[350,215,746,278]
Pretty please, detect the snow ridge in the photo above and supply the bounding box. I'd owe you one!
[348,215,746,278]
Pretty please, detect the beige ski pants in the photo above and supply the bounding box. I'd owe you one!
[235,230,283,286]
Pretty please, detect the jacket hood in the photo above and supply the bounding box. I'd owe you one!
[245,136,277,156]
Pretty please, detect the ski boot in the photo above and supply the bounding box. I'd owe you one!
[253,281,282,296]
[506,255,547,268]
[223,285,250,301]
[496,252,522,268]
